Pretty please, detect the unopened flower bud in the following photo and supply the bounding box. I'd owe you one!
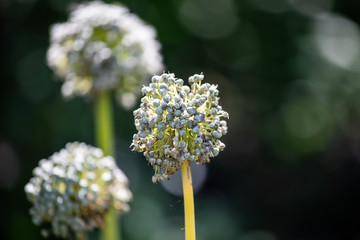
[25,142,132,238]
[131,73,228,183]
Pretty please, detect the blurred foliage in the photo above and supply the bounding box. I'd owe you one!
[2,0,360,239]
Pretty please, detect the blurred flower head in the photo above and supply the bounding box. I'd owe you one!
[131,73,229,183]
[47,1,163,109]
[25,142,132,238]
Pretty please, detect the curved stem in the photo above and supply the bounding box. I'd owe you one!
[181,159,196,240]
[95,91,119,240]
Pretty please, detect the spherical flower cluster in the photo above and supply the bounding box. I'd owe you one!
[131,73,229,183]
[47,1,163,109]
[24,142,132,238]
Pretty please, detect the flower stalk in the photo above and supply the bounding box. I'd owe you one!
[95,91,114,156]
[181,159,196,240]
[131,72,229,240]
[95,91,118,240]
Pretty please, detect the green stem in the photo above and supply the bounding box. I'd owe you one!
[94,91,119,240]
[95,91,114,157]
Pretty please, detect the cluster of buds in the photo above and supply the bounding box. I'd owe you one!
[47,1,163,109]
[24,142,132,238]
[131,73,229,183]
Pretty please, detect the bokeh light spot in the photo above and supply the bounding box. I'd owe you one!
[282,96,330,139]
[161,162,207,196]
[249,0,290,13]
[288,0,333,17]
[178,0,239,39]
[313,13,360,69]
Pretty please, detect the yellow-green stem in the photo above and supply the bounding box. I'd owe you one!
[95,91,114,157]
[181,159,196,240]
[95,91,119,240]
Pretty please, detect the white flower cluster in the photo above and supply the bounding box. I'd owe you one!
[131,73,229,183]
[47,1,163,109]
[24,142,132,238]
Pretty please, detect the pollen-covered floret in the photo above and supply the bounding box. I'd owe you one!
[25,142,132,238]
[47,1,163,109]
[131,73,229,183]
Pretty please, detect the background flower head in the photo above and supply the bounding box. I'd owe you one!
[47,1,163,109]
[131,73,229,182]
[25,142,132,238]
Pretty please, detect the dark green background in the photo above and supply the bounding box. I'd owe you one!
[2,0,360,239]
